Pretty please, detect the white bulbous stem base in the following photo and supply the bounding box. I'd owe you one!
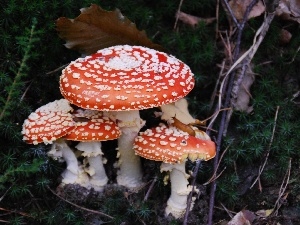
[106,110,145,189]
[161,161,194,219]
[50,139,80,184]
[75,141,108,192]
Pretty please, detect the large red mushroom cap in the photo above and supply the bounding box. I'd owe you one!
[22,99,75,145]
[64,109,121,142]
[59,45,195,111]
[133,124,216,164]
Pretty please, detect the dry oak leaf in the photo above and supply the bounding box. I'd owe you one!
[56,4,163,55]
[227,210,256,225]
[229,0,265,20]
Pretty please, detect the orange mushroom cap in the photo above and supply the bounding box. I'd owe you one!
[59,45,195,111]
[22,99,75,145]
[64,109,121,141]
[133,125,216,164]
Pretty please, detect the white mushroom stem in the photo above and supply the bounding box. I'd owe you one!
[76,141,108,191]
[48,139,80,184]
[160,98,196,124]
[161,161,196,218]
[106,110,145,188]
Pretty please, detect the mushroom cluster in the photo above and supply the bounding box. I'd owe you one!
[59,44,195,189]
[22,99,121,190]
[22,44,215,219]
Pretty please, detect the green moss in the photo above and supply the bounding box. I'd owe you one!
[1,0,300,223]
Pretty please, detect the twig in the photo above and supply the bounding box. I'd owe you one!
[203,144,230,185]
[209,60,225,112]
[143,177,157,201]
[220,202,234,219]
[173,0,185,30]
[46,186,114,219]
[20,81,33,102]
[207,1,261,224]
[0,207,33,218]
[215,0,220,40]
[0,186,12,202]
[183,160,202,225]
[286,44,300,64]
[272,158,291,216]
[250,106,280,189]
[45,64,68,75]
[214,205,237,214]
[221,0,241,29]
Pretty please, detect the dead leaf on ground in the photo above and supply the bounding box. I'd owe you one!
[176,11,216,27]
[56,4,163,55]
[276,0,300,23]
[231,63,255,114]
[227,209,256,225]
[228,0,265,21]
[279,28,292,45]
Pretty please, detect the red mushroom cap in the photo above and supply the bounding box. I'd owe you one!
[133,124,216,164]
[59,45,195,111]
[22,99,75,145]
[64,109,121,141]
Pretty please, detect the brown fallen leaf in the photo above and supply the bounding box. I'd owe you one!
[279,28,292,45]
[232,63,255,114]
[56,4,163,55]
[228,0,265,20]
[276,0,300,23]
[227,210,256,225]
[176,11,216,27]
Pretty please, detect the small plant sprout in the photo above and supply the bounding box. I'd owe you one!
[134,124,216,218]
[64,109,121,191]
[59,45,195,189]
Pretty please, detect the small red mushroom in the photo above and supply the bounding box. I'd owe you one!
[134,124,215,218]
[22,99,82,185]
[64,109,121,191]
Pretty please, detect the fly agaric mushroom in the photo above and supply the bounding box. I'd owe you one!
[64,109,121,191]
[133,124,216,218]
[59,45,195,188]
[21,99,82,185]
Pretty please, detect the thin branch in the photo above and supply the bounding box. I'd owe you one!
[222,0,241,29]
[215,0,220,40]
[0,207,33,218]
[203,144,230,185]
[183,160,202,225]
[143,177,157,201]
[45,64,68,75]
[207,1,262,224]
[173,0,185,30]
[250,106,280,189]
[47,186,114,219]
[220,202,234,218]
[272,158,291,216]
[0,186,11,202]
[209,60,225,112]
[286,44,300,64]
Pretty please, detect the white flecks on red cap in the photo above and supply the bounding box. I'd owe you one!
[60,45,195,111]
[22,99,75,145]
[133,124,216,164]
[64,109,121,141]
